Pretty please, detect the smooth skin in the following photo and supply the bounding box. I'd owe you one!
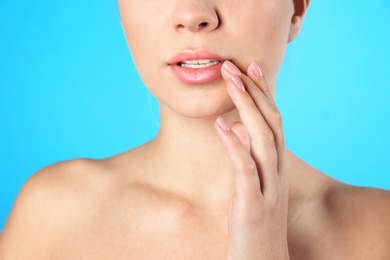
[217,61,290,259]
[1,0,390,259]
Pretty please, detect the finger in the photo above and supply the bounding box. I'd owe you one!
[222,61,284,152]
[224,74,279,195]
[244,62,286,173]
[214,117,263,213]
[221,60,273,106]
[230,122,250,153]
[246,61,276,108]
[221,61,280,151]
[222,61,285,174]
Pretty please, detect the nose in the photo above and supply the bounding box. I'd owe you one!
[172,2,219,33]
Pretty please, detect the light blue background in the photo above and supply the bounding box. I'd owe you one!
[1,1,389,231]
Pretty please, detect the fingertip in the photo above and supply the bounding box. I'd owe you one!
[250,61,263,78]
[222,60,242,81]
[216,117,230,132]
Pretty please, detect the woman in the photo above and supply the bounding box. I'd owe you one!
[1,0,390,259]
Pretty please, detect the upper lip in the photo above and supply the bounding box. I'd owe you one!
[168,50,227,65]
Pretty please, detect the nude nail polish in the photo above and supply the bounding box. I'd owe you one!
[251,61,263,78]
[230,76,245,92]
[217,117,230,131]
[223,61,241,76]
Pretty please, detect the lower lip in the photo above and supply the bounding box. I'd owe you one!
[170,62,223,85]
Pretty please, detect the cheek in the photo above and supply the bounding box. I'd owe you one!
[120,15,162,89]
[231,3,291,80]
[119,1,163,56]
[119,1,176,85]
[255,19,289,80]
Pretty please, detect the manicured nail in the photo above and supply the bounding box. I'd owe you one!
[251,61,263,78]
[230,76,245,92]
[217,117,230,131]
[222,60,241,76]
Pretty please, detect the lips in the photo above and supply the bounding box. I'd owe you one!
[168,50,226,84]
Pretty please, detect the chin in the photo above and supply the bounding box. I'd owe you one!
[162,98,237,119]
[148,76,237,119]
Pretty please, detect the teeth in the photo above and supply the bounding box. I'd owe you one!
[179,60,220,68]
[182,59,212,64]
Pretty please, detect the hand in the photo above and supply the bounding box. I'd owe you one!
[214,61,289,259]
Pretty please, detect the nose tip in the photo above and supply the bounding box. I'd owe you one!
[172,4,219,33]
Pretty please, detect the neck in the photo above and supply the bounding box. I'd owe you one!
[144,105,242,209]
[142,103,321,211]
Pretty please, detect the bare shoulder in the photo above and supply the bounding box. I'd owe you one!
[290,174,390,260]
[323,182,390,258]
[0,158,120,259]
[327,183,390,220]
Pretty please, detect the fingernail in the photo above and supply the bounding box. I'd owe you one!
[222,60,241,76]
[230,76,245,92]
[217,117,230,131]
[251,61,263,78]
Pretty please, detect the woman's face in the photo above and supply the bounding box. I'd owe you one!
[118,0,303,118]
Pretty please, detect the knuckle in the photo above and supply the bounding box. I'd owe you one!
[269,109,286,147]
[271,109,283,128]
[230,135,242,147]
[263,128,276,149]
[236,161,257,175]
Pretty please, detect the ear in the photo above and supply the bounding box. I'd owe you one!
[288,0,310,43]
